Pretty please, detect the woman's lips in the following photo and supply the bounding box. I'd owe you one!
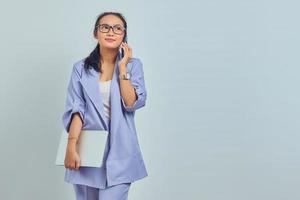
[105,38,115,42]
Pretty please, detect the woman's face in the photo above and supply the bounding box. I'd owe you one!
[95,15,125,50]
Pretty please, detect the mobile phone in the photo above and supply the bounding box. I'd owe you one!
[120,47,124,58]
[120,37,128,58]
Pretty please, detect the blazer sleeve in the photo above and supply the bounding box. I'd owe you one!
[62,64,86,132]
[121,58,147,112]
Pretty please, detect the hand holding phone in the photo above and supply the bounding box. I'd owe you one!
[118,41,132,68]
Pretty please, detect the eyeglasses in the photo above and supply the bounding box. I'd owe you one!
[96,23,126,35]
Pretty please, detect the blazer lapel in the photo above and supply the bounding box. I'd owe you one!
[109,54,122,134]
[79,52,122,132]
[80,67,108,130]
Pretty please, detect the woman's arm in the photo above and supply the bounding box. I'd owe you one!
[119,65,138,107]
[67,113,83,147]
[62,63,86,132]
[119,58,147,112]
[64,112,82,170]
[62,63,86,170]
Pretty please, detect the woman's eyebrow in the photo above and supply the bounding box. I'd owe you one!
[101,23,122,26]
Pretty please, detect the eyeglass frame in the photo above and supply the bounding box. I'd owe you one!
[96,23,126,35]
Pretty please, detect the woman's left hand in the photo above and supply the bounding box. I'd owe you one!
[118,42,132,68]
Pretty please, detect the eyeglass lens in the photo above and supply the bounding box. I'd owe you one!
[98,24,125,34]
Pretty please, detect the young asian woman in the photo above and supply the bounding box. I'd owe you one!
[62,12,148,200]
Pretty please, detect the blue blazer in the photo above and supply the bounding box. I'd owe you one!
[62,52,148,187]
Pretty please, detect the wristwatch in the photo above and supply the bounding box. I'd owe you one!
[119,72,131,80]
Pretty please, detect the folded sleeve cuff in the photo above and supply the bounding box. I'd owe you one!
[62,64,86,133]
[62,100,85,133]
[121,87,146,112]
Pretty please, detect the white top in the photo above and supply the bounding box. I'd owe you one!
[99,80,111,121]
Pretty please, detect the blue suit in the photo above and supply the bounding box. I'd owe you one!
[62,52,148,189]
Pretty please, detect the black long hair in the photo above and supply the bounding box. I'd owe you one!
[84,12,127,74]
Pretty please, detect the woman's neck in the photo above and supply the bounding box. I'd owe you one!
[99,46,118,64]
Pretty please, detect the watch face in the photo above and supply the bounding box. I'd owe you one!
[126,72,131,79]
[119,73,130,80]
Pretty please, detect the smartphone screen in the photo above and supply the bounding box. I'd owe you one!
[121,48,124,58]
[120,39,127,58]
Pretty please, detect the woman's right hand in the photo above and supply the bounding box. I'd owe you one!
[64,145,81,170]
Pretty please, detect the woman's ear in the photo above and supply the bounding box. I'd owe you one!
[93,30,98,39]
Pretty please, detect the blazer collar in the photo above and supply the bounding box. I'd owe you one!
[79,52,122,132]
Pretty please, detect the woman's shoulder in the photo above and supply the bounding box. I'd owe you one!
[128,57,143,71]
[129,57,142,64]
[73,58,85,70]
[70,58,86,78]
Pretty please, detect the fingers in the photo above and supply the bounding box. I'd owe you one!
[123,42,132,54]
[121,42,132,59]
[64,161,80,170]
[75,160,80,170]
[65,163,73,170]
[64,153,80,170]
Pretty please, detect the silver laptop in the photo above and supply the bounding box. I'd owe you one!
[55,129,109,167]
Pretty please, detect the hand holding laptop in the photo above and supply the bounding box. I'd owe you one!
[55,129,109,168]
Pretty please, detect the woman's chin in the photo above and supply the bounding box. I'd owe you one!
[100,43,119,49]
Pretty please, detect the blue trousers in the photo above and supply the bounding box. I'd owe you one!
[73,183,131,200]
